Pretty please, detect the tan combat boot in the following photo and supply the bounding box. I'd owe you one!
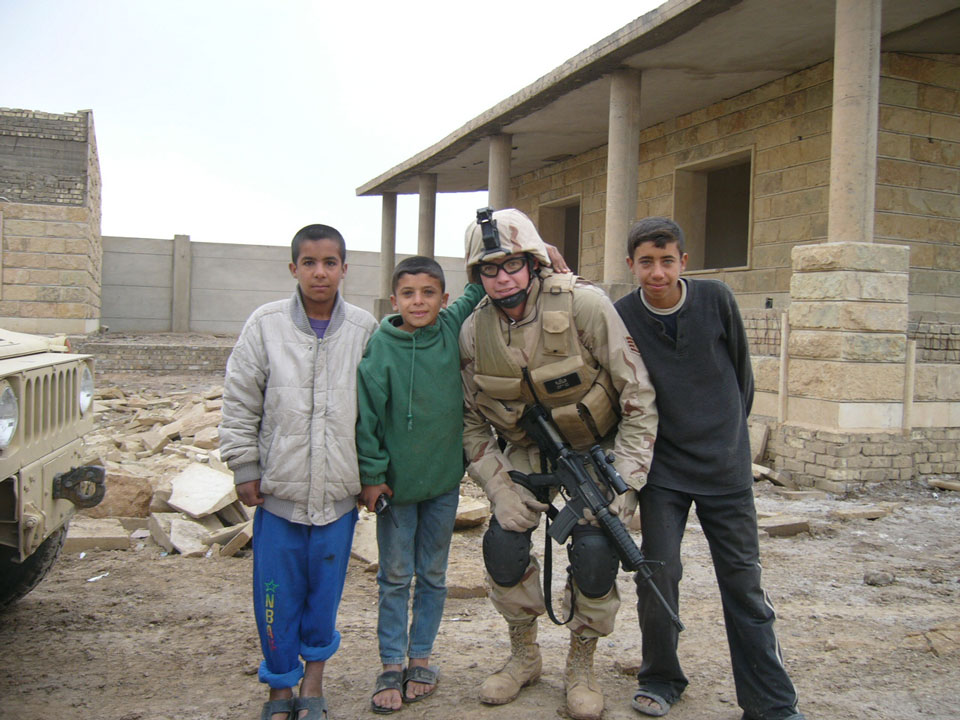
[479,619,543,705]
[564,633,604,720]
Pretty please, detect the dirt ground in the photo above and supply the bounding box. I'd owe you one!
[1,373,959,720]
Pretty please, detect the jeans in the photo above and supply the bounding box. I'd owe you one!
[376,487,459,665]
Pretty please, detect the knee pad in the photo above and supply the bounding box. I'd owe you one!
[483,516,531,587]
[568,524,619,598]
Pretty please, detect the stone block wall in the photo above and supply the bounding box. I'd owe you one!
[508,146,608,281]
[876,54,960,315]
[71,336,234,374]
[0,108,101,334]
[0,109,89,205]
[771,425,958,489]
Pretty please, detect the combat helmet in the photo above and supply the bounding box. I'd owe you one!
[465,208,552,272]
[465,208,552,309]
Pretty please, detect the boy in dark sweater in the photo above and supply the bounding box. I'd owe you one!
[614,218,806,720]
[355,256,484,714]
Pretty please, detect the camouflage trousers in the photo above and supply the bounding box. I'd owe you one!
[486,554,620,637]
[486,443,620,637]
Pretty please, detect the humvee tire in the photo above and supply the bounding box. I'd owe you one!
[0,524,67,609]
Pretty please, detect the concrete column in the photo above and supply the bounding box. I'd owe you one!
[488,134,512,210]
[603,68,642,286]
[375,192,398,320]
[827,0,881,244]
[418,173,437,257]
[171,234,191,332]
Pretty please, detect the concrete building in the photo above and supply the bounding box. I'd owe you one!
[0,108,102,334]
[358,0,960,487]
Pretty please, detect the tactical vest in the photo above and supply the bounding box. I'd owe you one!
[472,273,619,449]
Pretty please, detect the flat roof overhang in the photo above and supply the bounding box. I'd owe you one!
[357,0,960,198]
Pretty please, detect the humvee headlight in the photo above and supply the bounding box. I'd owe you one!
[79,364,94,415]
[0,381,18,449]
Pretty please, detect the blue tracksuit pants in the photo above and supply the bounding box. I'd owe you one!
[252,506,357,689]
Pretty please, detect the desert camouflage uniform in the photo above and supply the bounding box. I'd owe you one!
[459,270,658,636]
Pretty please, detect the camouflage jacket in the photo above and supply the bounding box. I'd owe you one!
[458,272,658,495]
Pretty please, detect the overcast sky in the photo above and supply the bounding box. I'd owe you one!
[2,0,661,258]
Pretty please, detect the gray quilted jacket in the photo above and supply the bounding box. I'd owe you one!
[220,289,377,526]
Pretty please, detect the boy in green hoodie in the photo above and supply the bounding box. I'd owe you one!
[355,255,485,714]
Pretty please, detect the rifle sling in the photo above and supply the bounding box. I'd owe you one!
[539,463,574,626]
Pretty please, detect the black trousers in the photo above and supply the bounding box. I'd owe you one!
[635,484,801,720]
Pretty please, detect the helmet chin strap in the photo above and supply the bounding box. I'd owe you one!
[492,288,527,309]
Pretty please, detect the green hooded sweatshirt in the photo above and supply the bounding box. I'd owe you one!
[356,284,484,505]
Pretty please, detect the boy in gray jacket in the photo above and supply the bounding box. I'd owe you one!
[220,223,377,720]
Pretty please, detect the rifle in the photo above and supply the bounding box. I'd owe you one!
[508,403,684,631]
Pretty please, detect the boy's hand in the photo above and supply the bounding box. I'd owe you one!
[236,479,264,507]
[359,483,392,513]
[544,243,571,273]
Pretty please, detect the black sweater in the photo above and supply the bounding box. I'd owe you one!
[615,278,754,495]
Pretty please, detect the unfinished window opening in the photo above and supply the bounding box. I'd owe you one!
[538,199,581,275]
[674,150,752,271]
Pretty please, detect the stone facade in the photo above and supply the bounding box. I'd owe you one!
[0,108,102,334]
[502,52,959,489]
[508,53,960,316]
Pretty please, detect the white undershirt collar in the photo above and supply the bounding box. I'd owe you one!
[640,278,687,316]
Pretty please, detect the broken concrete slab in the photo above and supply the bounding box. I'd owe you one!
[170,517,212,557]
[220,521,254,557]
[148,512,187,553]
[203,520,253,547]
[192,426,219,450]
[216,499,250,526]
[207,448,231,476]
[203,386,224,400]
[928,477,960,492]
[776,489,829,500]
[757,515,810,537]
[753,464,796,489]
[167,463,237,518]
[455,495,490,529]
[831,504,898,521]
[64,517,131,553]
[115,517,150,532]
[135,428,170,457]
[178,409,221,438]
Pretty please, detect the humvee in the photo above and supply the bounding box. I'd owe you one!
[0,328,104,607]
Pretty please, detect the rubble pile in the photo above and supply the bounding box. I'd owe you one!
[70,381,490,562]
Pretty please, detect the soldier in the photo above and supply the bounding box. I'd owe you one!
[458,208,658,720]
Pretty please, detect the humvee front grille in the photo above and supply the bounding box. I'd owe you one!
[22,364,79,448]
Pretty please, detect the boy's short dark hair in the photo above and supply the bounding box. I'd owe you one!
[291,224,346,264]
[392,255,446,292]
[627,217,685,258]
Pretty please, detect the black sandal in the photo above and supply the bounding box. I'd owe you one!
[402,665,439,703]
[371,670,404,714]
